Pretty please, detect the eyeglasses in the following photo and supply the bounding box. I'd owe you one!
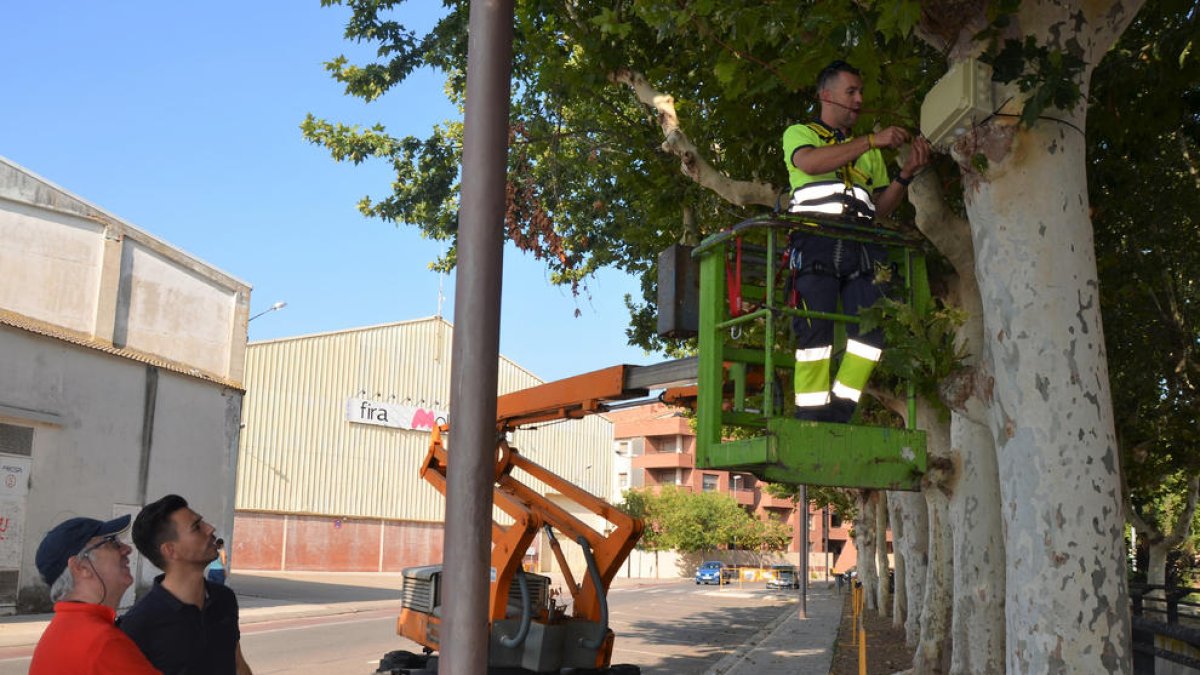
[79,534,123,558]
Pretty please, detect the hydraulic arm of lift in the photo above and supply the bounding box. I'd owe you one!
[393,365,682,673]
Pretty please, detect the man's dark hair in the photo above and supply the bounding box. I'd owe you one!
[817,60,860,91]
[133,494,189,570]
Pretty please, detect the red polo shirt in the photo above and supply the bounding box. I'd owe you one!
[30,601,160,674]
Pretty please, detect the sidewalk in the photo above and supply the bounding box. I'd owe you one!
[706,584,842,675]
[0,572,845,674]
[0,571,685,649]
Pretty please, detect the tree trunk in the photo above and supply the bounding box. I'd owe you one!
[964,92,1132,675]
[913,3,1142,668]
[893,490,929,647]
[889,493,908,629]
[949,412,1006,674]
[914,407,953,675]
[857,492,879,611]
[1146,541,1170,615]
[876,491,891,617]
[894,545,907,628]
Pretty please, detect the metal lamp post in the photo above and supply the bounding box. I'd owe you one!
[798,484,808,619]
[731,475,742,584]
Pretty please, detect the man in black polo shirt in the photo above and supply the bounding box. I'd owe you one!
[121,494,252,675]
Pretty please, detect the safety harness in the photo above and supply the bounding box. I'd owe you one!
[787,122,877,222]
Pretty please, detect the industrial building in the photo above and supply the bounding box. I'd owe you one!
[233,317,613,573]
[0,157,250,613]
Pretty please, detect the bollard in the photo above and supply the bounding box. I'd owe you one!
[858,625,867,675]
[850,585,860,646]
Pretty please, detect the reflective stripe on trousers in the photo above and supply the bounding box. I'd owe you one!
[830,339,882,402]
[794,346,832,408]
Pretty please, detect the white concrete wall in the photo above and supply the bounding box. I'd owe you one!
[0,156,250,383]
[0,198,104,334]
[1,326,243,612]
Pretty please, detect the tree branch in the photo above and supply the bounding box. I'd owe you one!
[609,68,779,208]
[906,170,973,282]
[1166,475,1200,546]
[1124,493,1162,544]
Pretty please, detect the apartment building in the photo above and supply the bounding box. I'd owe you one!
[605,402,868,575]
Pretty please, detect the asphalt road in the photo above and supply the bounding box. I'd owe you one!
[0,578,799,674]
[240,580,797,674]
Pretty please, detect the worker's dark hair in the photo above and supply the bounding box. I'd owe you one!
[132,494,189,570]
[817,60,860,91]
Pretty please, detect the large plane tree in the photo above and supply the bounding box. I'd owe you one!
[302,1,1180,671]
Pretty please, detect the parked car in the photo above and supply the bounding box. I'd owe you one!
[694,561,726,585]
[765,565,800,590]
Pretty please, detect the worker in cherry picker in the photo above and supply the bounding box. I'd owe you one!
[782,60,931,422]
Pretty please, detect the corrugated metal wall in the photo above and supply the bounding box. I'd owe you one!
[236,316,613,521]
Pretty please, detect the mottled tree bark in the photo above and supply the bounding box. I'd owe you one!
[892,491,929,646]
[857,492,880,611]
[908,115,1008,675]
[877,491,891,617]
[950,2,1144,664]
[914,407,953,675]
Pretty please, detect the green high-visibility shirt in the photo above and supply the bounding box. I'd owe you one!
[782,122,889,194]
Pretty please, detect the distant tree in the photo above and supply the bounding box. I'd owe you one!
[1087,0,1200,593]
[618,486,783,554]
[616,488,664,551]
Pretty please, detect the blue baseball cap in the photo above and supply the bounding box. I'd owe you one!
[35,514,131,584]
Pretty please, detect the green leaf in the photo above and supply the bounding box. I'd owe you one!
[713,57,739,87]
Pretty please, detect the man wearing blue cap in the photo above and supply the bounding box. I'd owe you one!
[29,514,160,674]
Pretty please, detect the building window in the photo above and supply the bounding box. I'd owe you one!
[656,435,680,453]
[0,424,33,457]
[702,474,719,492]
[830,513,843,528]
[614,440,631,457]
[618,472,629,490]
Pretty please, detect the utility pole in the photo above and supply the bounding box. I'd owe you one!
[799,484,808,619]
[823,506,830,583]
[440,1,514,673]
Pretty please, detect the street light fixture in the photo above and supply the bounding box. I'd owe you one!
[249,301,287,322]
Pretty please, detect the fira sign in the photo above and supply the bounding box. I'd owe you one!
[345,398,447,431]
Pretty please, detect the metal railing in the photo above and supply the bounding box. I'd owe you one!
[1130,583,1200,673]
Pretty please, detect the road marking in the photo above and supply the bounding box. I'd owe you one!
[241,609,396,635]
[703,591,758,598]
[615,646,710,661]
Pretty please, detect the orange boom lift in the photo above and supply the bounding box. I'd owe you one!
[381,365,664,674]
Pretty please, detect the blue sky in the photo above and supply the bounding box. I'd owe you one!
[0,2,655,383]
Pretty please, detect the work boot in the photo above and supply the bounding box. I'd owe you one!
[828,397,857,424]
[794,405,834,422]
